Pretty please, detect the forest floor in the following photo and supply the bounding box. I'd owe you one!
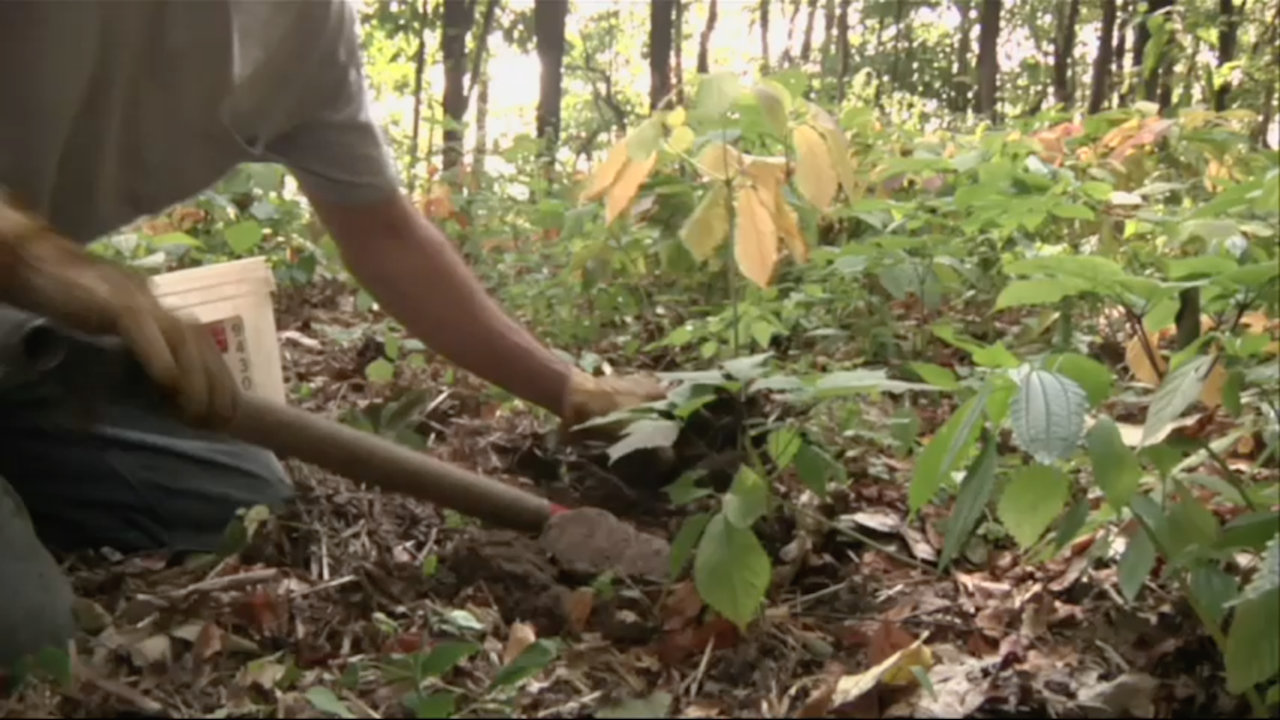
[0,280,1252,719]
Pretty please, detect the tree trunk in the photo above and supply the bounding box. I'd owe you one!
[780,0,804,64]
[441,0,475,173]
[976,0,1001,118]
[1133,0,1175,104]
[888,0,909,93]
[696,0,718,74]
[836,0,852,102]
[1052,0,1082,107]
[1115,0,1132,99]
[535,0,568,151]
[472,72,489,192]
[1213,0,1241,111]
[954,0,974,113]
[760,0,772,73]
[674,0,685,104]
[799,0,819,62]
[407,0,430,194]
[650,0,675,112]
[1088,0,1117,113]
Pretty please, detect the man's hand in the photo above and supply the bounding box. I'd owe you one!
[0,195,238,426]
[560,368,668,441]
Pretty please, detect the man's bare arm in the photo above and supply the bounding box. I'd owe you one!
[309,192,574,416]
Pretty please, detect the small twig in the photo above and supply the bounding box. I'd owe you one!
[77,664,167,716]
[683,635,717,700]
[163,568,280,600]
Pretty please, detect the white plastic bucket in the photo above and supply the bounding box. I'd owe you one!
[147,257,286,404]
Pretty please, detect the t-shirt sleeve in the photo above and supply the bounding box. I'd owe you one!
[259,2,402,205]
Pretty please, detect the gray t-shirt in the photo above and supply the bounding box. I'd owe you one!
[0,0,402,245]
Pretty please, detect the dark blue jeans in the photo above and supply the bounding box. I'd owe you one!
[0,307,293,668]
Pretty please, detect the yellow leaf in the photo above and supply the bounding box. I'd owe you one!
[665,106,687,128]
[580,137,631,203]
[733,186,779,288]
[680,182,731,261]
[775,200,807,263]
[668,125,696,154]
[743,157,788,195]
[605,152,657,225]
[792,124,839,213]
[1199,360,1228,409]
[695,142,744,180]
[1125,332,1167,386]
[1239,310,1270,335]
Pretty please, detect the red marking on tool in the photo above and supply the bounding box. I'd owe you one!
[549,503,570,516]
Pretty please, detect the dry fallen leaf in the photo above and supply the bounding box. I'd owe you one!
[503,622,538,665]
[1124,332,1166,386]
[564,587,596,635]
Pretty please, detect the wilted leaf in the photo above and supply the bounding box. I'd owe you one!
[695,142,745,180]
[774,199,808,263]
[733,186,779,288]
[605,152,658,225]
[694,512,771,630]
[793,124,838,212]
[581,137,631,202]
[680,183,731,261]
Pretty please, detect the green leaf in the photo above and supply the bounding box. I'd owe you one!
[417,641,479,677]
[607,419,681,464]
[1217,261,1280,290]
[1142,355,1215,445]
[1166,256,1238,280]
[1118,528,1156,603]
[1166,491,1221,561]
[1004,254,1127,281]
[997,463,1071,550]
[404,691,457,719]
[724,466,770,529]
[1233,536,1280,607]
[909,388,988,514]
[225,220,264,254]
[1225,587,1280,694]
[1188,563,1240,628]
[491,639,560,689]
[669,512,711,579]
[971,343,1021,370]
[1052,498,1091,554]
[939,433,1000,570]
[794,443,843,496]
[365,358,395,384]
[597,690,674,719]
[1086,418,1143,509]
[628,117,666,160]
[665,470,714,505]
[305,687,356,719]
[721,352,774,380]
[995,278,1092,309]
[1009,369,1089,465]
[1049,202,1096,221]
[150,231,204,247]
[693,72,745,121]
[908,362,960,390]
[1219,511,1280,552]
[694,512,771,629]
[766,428,804,469]
[752,80,791,137]
[1045,353,1114,407]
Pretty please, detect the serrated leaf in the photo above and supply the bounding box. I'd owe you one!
[939,434,999,570]
[997,464,1070,550]
[1010,370,1089,465]
[680,183,731,261]
[606,419,681,463]
[792,124,838,213]
[1142,355,1215,445]
[225,220,263,254]
[733,185,779,288]
[694,512,771,630]
[1118,528,1156,603]
[669,512,711,579]
[1086,417,1143,510]
[724,466,769,528]
[909,389,988,514]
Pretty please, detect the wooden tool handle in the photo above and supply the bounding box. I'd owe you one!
[3,317,554,534]
[229,393,554,533]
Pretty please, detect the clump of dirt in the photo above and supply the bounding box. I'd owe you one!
[443,529,570,636]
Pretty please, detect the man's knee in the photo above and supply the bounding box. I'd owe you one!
[0,476,76,671]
